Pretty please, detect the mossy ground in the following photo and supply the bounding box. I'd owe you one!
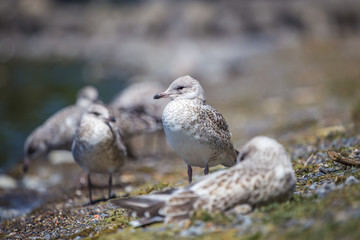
[102,156,360,240]
[2,40,360,239]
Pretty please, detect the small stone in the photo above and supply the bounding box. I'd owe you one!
[318,167,328,174]
[75,190,82,196]
[308,182,318,190]
[354,149,359,155]
[180,220,205,237]
[345,176,359,185]
[0,174,17,189]
[315,182,336,197]
[233,215,252,227]
[124,185,134,193]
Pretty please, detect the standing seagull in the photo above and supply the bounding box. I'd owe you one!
[72,103,127,204]
[24,86,99,171]
[112,136,297,226]
[154,76,238,183]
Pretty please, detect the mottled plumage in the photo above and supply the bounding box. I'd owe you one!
[24,86,99,171]
[72,103,127,203]
[154,76,238,182]
[112,136,296,226]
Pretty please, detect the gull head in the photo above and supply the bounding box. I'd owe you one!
[154,76,206,102]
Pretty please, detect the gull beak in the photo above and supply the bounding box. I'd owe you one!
[23,157,30,173]
[106,116,116,123]
[153,92,169,99]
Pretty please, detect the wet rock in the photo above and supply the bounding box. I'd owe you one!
[318,167,329,174]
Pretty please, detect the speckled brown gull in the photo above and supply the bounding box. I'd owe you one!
[112,136,296,226]
[23,86,99,171]
[153,76,238,183]
[72,103,127,204]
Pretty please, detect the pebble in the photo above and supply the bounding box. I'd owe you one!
[308,182,318,190]
[233,215,253,228]
[314,182,337,198]
[0,174,17,189]
[354,149,360,155]
[318,167,328,174]
[180,220,206,237]
[345,176,360,185]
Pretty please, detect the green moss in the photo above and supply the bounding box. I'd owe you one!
[293,165,317,176]
[102,209,131,227]
[191,209,234,225]
[129,182,173,196]
[258,195,320,223]
[280,218,360,240]
[99,227,178,240]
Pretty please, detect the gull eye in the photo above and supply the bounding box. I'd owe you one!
[177,86,185,90]
[91,111,100,116]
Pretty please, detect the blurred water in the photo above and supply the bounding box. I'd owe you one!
[0,58,128,171]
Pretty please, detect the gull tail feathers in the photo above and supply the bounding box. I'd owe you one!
[111,189,177,227]
[162,190,198,224]
[111,197,165,227]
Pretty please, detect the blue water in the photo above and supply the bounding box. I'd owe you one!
[0,58,129,171]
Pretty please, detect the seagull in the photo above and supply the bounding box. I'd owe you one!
[72,103,127,204]
[154,76,238,183]
[23,86,99,172]
[112,136,296,226]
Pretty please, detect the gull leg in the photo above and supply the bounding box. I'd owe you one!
[187,165,193,184]
[87,174,93,204]
[204,162,209,175]
[108,172,113,199]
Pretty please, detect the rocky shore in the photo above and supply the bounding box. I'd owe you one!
[1,1,360,239]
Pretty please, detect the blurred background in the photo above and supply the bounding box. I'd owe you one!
[0,0,360,228]
[1,0,360,183]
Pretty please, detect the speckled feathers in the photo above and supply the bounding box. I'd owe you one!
[112,136,296,226]
[157,76,238,171]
